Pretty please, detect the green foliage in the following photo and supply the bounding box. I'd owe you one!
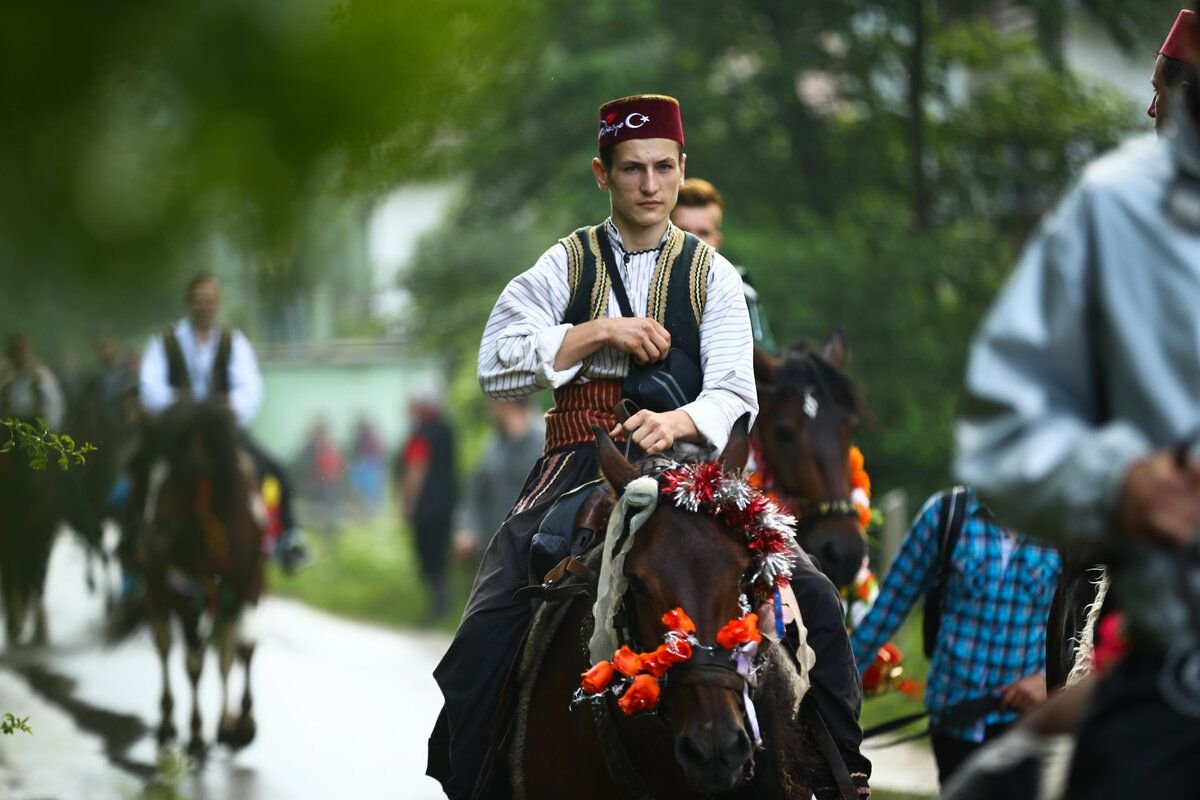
[0,0,532,346]
[402,6,1143,502]
[1,417,97,471]
[1,713,32,736]
[136,747,193,800]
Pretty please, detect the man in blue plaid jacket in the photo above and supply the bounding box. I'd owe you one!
[849,487,1063,786]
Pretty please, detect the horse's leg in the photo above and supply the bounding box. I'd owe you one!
[216,615,238,746]
[31,591,47,646]
[225,606,257,749]
[151,613,177,744]
[181,608,208,760]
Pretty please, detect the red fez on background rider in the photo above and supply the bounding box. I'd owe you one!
[597,94,684,152]
[1161,9,1199,66]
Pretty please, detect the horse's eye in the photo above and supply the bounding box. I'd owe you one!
[774,425,796,445]
[626,575,647,595]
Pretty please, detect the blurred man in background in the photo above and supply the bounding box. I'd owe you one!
[671,177,776,350]
[0,333,65,430]
[137,273,308,571]
[452,398,543,563]
[1149,9,1199,134]
[955,6,1200,795]
[397,390,457,624]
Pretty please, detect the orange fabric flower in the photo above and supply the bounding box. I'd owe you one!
[613,645,643,677]
[849,446,864,473]
[661,607,696,635]
[580,660,615,694]
[617,674,661,715]
[640,645,674,677]
[716,613,762,650]
[856,502,872,530]
[664,636,692,663]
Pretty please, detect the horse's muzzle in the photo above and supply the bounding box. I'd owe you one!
[675,720,752,794]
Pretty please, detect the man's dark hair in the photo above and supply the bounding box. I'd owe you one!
[185,272,219,300]
[1163,54,1199,91]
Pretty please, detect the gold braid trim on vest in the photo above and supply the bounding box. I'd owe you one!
[689,239,713,325]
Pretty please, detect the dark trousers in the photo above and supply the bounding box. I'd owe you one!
[1067,652,1200,798]
[932,723,1011,787]
[239,432,297,532]
[430,446,596,800]
[788,553,872,784]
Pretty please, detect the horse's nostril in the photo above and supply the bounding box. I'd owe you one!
[676,732,708,768]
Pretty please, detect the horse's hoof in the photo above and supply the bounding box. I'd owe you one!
[220,715,256,750]
[186,737,208,762]
[157,722,177,745]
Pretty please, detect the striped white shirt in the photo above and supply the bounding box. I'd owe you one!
[478,219,758,454]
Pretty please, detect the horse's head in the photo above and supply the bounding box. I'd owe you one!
[754,329,867,589]
[594,418,763,794]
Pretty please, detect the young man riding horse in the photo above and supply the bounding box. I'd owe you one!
[131,273,307,572]
[428,94,870,799]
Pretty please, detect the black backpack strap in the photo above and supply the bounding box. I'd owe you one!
[923,486,969,657]
[212,328,233,395]
[161,326,190,391]
[596,227,635,318]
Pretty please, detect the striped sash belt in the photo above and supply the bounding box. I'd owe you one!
[544,380,622,453]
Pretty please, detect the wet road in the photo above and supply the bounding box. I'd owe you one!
[0,535,450,800]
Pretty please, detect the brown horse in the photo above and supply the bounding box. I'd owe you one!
[131,400,264,757]
[753,330,868,590]
[0,449,59,645]
[512,421,837,799]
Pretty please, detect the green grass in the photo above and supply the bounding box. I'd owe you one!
[267,513,474,633]
[870,791,936,800]
[859,612,933,748]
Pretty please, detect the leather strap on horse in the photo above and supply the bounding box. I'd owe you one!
[801,700,859,800]
[580,612,656,800]
[513,556,597,603]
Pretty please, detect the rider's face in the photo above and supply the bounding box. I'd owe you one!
[187,280,221,331]
[593,139,685,235]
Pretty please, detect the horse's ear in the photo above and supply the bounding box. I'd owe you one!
[822,327,850,369]
[592,425,637,491]
[721,413,752,473]
[753,345,781,386]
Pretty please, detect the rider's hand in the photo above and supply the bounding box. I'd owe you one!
[999,674,1048,713]
[610,409,697,456]
[1119,450,1200,548]
[602,317,671,365]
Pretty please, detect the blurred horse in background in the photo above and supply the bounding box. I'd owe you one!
[123,400,264,757]
[752,330,868,591]
[0,449,59,646]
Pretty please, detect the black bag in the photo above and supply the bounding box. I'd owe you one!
[599,242,702,413]
[923,486,969,658]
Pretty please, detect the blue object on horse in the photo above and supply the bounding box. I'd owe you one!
[108,473,132,511]
[773,586,785,638]
[528,480,604,585]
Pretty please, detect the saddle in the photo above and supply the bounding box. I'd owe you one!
[525,480,611,590]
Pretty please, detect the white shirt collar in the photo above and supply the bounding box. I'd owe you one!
[604,217,675,256]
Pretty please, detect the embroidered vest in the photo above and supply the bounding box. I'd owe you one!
[543,224,713,452]
[558,224,712,367]
[162,326,234,399]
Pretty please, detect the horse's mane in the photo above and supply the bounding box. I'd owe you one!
[776,340,866,419]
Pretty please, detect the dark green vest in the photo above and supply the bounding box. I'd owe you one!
[558,224,713,367]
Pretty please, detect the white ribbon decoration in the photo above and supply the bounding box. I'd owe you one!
[588,476,660,664]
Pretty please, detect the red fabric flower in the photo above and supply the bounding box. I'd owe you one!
[580,660,615,694]
[862,642,903,695]
[613,645,643,678]
[1092,612,1130,674]
[664,636,692,663]
[661,607,696,635]
[639,646,674,677]
[716,613,762,650]
[617,674,661,715]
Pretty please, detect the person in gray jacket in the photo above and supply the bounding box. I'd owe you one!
[954,13,1200,795]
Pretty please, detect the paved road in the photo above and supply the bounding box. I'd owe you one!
[0,536,937,799]
[0,535,449,800]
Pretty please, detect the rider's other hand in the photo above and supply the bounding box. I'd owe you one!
[452,531,477,563]
[609,409,695,456]
[999,674,1048,713]
[1119,450,1200,548]
[603,317,670,364]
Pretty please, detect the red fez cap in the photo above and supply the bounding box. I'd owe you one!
[597,94,684,152]
[1161,9,1199,66]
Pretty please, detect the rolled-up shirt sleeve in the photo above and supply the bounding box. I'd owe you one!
[954,185,1152,547]
[478,244,576,398]
[679,253,758,454]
